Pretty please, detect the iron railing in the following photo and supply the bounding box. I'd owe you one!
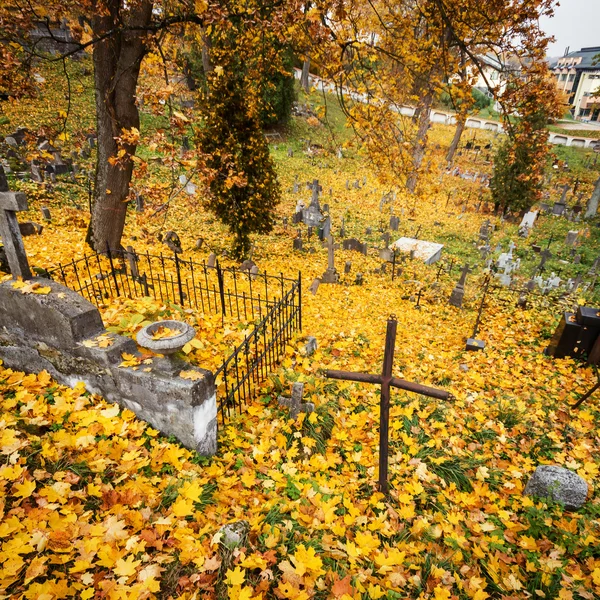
[46,248,302,423]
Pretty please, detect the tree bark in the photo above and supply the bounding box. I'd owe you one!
[90,0,153,254]
[446,114,466,164]
[585,176,600,219]
[300,57,310,93]
[406,88,434,194]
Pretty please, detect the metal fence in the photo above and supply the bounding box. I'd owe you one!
[47,248,302,423]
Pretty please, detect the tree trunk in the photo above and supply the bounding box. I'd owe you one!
[300,57,310,93]
[585,176,600,219]
[90,0,153,254]
[406,88,434,194]
[201,28,212,75]
[446,114,466,164]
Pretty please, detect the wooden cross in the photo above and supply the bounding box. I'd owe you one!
[325,316,452,494]
[0,166,32,279]
[311,179,322,206]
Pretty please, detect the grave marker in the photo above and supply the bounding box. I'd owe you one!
[0,166,32,279]
[325,316,451,493]
[278,382,314,419]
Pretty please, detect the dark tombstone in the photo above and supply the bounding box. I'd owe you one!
[163,230,182,253]
[195,238,204,250]
[366,227,372,235]
[343,238,367,255]
[449,265,472,308]
[355,273,363,285]
[293,236,303,251]
[41,206,51,222]
[545,312,582,358]
[381,232,390,246]
[552,201,566,216]
[18,222,43,236]
[390,215,399,231]
[344,261,351,274]
[135,191,144,213]
[30,164,43,183]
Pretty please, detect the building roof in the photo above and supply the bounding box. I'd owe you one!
[555,47,600,70]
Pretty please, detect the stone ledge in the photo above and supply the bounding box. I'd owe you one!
[0,278,218,455]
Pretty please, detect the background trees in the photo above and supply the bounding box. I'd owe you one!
[490,67,562,215]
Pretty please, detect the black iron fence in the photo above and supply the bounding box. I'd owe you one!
[46,249,302,423]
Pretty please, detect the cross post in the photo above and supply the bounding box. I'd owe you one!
[325,316,452,494]
[0,166,32,279]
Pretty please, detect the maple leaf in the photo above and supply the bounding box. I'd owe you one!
[290,545,324,577]
[226,566,246,586]
[13,479,36,499]
[114,555,142,578]
[331,574,353,597]
[180,369,203,381]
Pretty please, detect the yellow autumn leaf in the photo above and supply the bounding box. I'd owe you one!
[114,555,142,578]
[225,566,246,586]
[13,479,36,499]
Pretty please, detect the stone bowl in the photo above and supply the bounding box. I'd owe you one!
[136,320,196,355]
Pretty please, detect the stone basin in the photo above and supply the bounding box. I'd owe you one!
[136,320,195,355]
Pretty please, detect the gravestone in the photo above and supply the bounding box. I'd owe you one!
[391,237,443,265]
[565,230,579,246]
[207,252,217,268]
[41,206,51,221]
[135,191,144,213]
[344,260,351,274]
[343,238,367,255]
[18,222,42,236]
[0,166,32,279]
[293,234,303,251]
[449,265,471,308]
[278,382,314,419]
[321,236,339,283]
[309,278,320,295]
[552,201,566,216]
[390,215,399,231]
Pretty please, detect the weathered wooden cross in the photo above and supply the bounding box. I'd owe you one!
[325,316,452,494]
[0,166,31,279]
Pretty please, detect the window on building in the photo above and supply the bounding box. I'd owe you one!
[568,74,575,82]
[561,74,567,81]
[580,108,591,117]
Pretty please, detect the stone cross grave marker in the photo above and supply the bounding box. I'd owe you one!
[325,316,452,494]
[310,179,322,207]
[321,235,339,283]
[449,264,472,308]
[0,166,32,279]
[278,382,314,419]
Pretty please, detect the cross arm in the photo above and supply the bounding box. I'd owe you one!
[0,192,28,211]
[324,370,452,400]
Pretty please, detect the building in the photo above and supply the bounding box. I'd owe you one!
[551,46,600,122]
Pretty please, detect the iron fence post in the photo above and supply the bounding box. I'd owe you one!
[298,271,302,331]
[216,260,227,316]
[105,242,120,297]
[174,252,185,306]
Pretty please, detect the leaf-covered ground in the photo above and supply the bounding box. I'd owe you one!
[2,61,600,600]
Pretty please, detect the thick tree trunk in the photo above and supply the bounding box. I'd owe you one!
[446,114,466,164]
[300,57,310,93]
[585,176,600,219]
[406,88,434,194]
[90,0,152,254]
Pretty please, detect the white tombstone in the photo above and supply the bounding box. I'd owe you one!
[391,237,444,265]
[520,211,538,230]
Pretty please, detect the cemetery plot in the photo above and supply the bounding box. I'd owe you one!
[46,250,301,423]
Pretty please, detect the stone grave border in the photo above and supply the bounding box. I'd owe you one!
[45,248,302,423]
